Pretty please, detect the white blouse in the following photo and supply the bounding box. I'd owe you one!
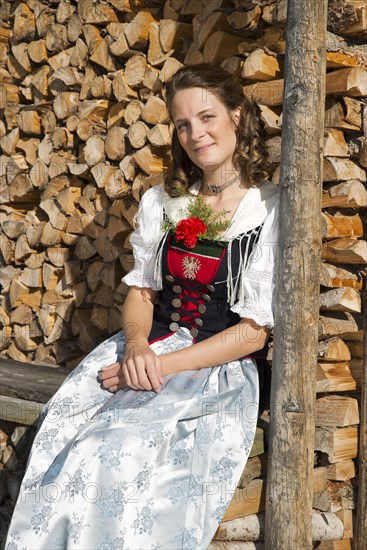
[122,181,279,329]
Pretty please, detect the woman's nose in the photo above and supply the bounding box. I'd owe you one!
[190,122,205,141]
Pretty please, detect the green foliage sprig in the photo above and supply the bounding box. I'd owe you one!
[162,194,231,241]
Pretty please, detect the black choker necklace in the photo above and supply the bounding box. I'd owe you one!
[205,174,240,194]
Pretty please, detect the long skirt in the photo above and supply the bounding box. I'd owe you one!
[5,327,259,550]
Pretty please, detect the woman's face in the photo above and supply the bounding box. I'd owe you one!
[170,87,241,179]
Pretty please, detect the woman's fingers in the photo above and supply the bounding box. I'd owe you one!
[154,356,165,385]
[100,347,164,393]
[122,362,138,390]
[145,365,161,393]
[99,362,120,378]
[98,363,126,391]
[126,355,153,391]
[98,352,165,394]
[123,351,164,392]
[146,356,163,392]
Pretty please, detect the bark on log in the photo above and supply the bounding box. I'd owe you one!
[265,2,327,549]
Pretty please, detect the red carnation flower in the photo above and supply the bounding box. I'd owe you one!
[175,217,207,248]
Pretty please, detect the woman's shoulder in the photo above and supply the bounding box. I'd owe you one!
[257,179,279,216]
[258,179,279,199]
[141,183,165,202]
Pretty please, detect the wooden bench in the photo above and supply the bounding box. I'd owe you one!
[0,358,69,425]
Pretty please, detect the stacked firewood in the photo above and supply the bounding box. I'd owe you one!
[0,0,366,547]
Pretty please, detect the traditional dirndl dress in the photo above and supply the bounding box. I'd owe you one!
[5,182,279,550]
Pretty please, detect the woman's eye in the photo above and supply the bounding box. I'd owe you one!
[177,123,187,130]
[203,114,214,121]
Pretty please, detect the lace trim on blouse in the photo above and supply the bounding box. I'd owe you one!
[243,268,273,284]
[231,299,274,329]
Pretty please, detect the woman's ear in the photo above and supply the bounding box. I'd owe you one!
[231,106,242,126]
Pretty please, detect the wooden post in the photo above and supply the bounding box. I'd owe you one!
[355,288,367,548]
[265,1,328,549]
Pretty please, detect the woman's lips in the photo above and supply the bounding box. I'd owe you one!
[194,144,214,153]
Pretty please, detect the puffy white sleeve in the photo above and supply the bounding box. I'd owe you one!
[230,199,279,329]
[121,185,164,290]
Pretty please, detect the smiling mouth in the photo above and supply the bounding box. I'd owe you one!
[194,144,214,153]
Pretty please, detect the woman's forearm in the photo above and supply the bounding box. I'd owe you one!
[160,319,270,375]
[121,286,157,345]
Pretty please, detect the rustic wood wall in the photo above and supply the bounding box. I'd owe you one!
[0,0,366,547]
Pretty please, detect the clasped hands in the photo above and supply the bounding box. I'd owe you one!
[98,342,165,393]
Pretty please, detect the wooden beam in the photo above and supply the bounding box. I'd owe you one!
[355,288,367,548]
[0,357,69,402]
[265,1,328,548]
[0,394,43,425]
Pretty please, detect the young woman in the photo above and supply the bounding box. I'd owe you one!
[5,63,279,550]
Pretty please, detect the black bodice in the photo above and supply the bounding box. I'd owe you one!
[148,226,269,360]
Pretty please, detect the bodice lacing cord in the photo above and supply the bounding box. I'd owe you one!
[164,274,216,338]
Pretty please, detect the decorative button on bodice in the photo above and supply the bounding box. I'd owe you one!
[163,272,216,338]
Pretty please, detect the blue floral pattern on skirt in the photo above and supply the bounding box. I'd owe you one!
[5,328,259,550]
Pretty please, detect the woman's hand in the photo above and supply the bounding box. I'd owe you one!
[99,343,164,393]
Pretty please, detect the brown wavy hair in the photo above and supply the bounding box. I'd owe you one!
[164,63,269,197]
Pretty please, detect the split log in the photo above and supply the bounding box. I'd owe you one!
[315,396,359,427]
[196,12,232,50]
[324,129,350,157]
[262,0,287,25]
[124,11,156,50]
[125,55,148,88]
[203,32,247,64]
[316,362,357,393]
[322,238,367,264]
[315,427,358,463]
[105,127,127,161]
[336,509,353,540]
[159,57,183,83]
[323,158,366,183]
[321,212,363,239]
[320,262,364,289]
[340,0,367,36]
[327,460,356,482]
[241,49,282,81]
[319,288,361,313]
[78,0,118,25]
[221,56,243,77]
[223,479,265,522]
[128,121,149,149]
[319,312,362,339]
[313,480,354,513]
[133,145,167,174]
[325,97,361,130]
[258,105,282,135]
[141,95,169,124]
[148,21,173,66]
[184,43,203,65]
[83,135,106,167]
[159,19,192,53]
[227,7,261,31]
[147,123,172,147]
[318,337,351,361]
